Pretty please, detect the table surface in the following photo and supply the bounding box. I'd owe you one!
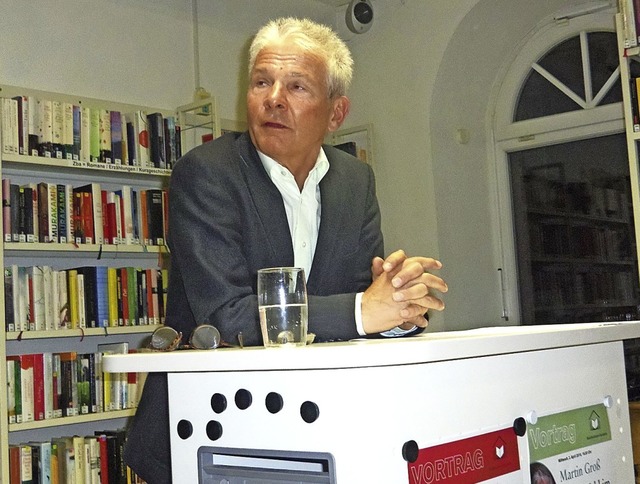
[103,321,640,373]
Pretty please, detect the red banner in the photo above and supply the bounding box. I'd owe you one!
[407,427,521,484]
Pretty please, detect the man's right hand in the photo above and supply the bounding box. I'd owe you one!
[361,250,447,334]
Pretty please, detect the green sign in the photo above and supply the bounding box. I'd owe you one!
[528,403,611,461]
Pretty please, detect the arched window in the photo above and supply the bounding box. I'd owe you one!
[494,14,640,325]
[515,31,621,121]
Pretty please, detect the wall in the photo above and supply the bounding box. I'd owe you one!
[0,0,194,109]
[427,0,575,329]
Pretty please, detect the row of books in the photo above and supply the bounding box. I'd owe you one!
[0,95,181,170]
[620,0,640,48]
[529,222,633,261]
[4,265,167,333]
[524,175,630,220]
[7,343,142,426]
[533,266,638,308]
[2,180,168,246]
[629,77,640,132]
[9,428,145,484]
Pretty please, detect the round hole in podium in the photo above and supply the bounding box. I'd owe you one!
[265,392,284,414]
[176,419,193,440]
[206,420,223,441]
[300,401,319,423]
[235,389,253,410]
[211,393,227,414]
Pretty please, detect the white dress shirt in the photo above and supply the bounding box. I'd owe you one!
[258,149,414,337]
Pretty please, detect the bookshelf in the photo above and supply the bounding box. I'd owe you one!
[0,84,219,482]
[511,153,639,324]
[618,12,640,274]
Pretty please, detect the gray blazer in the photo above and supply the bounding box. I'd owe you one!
[125,132,387,483]
[166,131,385,346]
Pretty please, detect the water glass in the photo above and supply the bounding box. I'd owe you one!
[257,267,308,347]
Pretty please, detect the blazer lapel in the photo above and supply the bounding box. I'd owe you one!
[235,133,294,265]
[308,150,347,290]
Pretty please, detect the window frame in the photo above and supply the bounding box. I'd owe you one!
[491,11,624,323]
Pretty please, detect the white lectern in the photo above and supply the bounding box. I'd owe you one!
[104,322,640,483]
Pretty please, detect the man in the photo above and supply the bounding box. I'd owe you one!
[125,17,447,483]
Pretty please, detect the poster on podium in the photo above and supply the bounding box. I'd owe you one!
[527,403,613,484]
[407,426,523,483]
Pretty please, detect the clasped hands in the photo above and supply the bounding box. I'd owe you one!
[361,250,448,335]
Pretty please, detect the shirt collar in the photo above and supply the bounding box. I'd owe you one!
[257,148,330,188]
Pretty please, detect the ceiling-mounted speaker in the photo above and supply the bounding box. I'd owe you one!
[346,0,374,34]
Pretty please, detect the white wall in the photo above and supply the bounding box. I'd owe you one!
[427,0,575,329]
[0,0,194,109]
[0,0,608,333]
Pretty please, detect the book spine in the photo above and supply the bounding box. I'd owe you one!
[147,112,166,168]
[146,189,165,245]
[10,356,22,423]
[107,268,119,327]
[5,266,15,331]
[150,268,160,325]
[81,106,91,162]
[42,265,54,331]
[164,115,177,169]
[57,184,67,243]
[32,353,45,421]
[6,358,16,423]
[17,266,30,332]
[67,269,79,329]
[133,110,150,167]
[90,107,100,162]
[48,183,58,243]
[9,184,19,242]
[1,98,18,155]
[110,110,123,164]
[52,353,62,418]
[96,267,109,328]
[120,268,129,326]
[57,270,69,330]
[77,354,91,414]
[125,115,136,165]
[30,266,45,331]
[20,445,33,484]
[26,96,38,156]
[51,100,64,158]
[20,354,35,423]
[63,102,74,159]
[77,273,86,329]
[127,267,138,327]
[99,109,112,163]
[65,184,73,243]
[12,95,28,155]
[37,183,49,243]
[71,104,81,160]
[36,98,53,157]
[9,445,21,483]
[43,352,54,420]
[120,186,134,244]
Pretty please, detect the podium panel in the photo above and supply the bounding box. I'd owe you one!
[104,323,640,483]
[167,341,632,482]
